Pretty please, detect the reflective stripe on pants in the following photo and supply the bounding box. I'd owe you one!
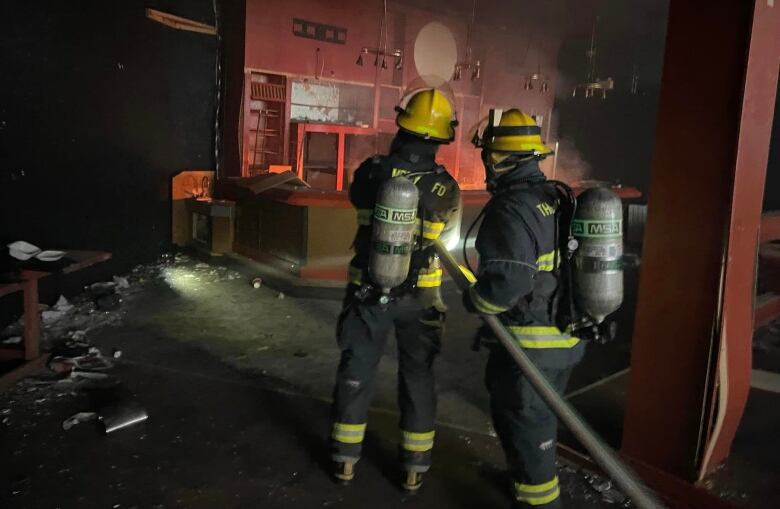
[401,430,435,452]
[416,268,442,288]
[331,298,442,470]
[507,325,580,349]
[332,422,366,444]
[486,346,572,508]
[514,476,561,506]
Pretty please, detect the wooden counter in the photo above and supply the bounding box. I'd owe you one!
[216,178,642,284]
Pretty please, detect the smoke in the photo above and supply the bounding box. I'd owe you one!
[554,72,577,101]
[545,138,592,184]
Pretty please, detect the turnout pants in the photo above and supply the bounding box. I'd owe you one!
[330,295,443,472]
[486,344,582,508]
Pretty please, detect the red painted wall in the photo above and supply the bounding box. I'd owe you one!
[245,0,384,84]
[232,0,565,185]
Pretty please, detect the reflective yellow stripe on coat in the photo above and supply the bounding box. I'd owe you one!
[415,218,446,240]
[348,264,363,286]
[468,285,510,314]
[536,250,560,272]
[514,476,561,506]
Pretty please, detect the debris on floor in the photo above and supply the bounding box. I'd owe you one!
[1,252,243,350]
[0,253,251,443]
[1,292,124,351]
[556,462,633,507]
[4,338,140,437]
[62,411,98,431]
[700,465,752,505]
[100,403,148,433]
[48,344,114,374]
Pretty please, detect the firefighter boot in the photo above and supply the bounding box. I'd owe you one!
[401,470,424,492]
[331,461,355,485]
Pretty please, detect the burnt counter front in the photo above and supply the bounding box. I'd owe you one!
[215,180,641,285]
[216,181,491,283]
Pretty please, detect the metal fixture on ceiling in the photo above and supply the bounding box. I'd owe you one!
[516,15,549,93]
[356,0,403,70]
[523,63,550,93]
[452,0,481,81]
[572,17,614,99]
[356,47,403,69]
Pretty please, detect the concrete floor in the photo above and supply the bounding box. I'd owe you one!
[698,322,780,508]
[0,255,624,509]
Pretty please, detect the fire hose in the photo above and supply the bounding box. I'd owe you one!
[432,239,665,509]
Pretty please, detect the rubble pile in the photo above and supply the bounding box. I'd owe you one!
[1,277,135,350]
[0,341,138,436]
[0,309,152,436]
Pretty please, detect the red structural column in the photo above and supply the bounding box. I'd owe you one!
[699,0,780,476]
[622,0,779,481]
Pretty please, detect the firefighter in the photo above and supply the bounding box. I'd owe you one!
[330,89,461,491]
[464,109,585,508]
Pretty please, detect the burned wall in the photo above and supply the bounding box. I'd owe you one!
[235,0,566,183]
[554,0,670,193]
[0,0,217,270]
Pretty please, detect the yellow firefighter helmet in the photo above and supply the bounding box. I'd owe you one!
[395,89,458,143]
[474,109,553,157]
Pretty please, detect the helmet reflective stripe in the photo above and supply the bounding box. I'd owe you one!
[475,108,553,157]
[492,125,542,137]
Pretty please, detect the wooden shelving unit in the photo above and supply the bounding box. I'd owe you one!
[247,76,287,175]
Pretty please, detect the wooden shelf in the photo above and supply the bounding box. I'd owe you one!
[245,72,288,176]
[250,109,280,116]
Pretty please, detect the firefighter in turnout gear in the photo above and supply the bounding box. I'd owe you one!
[330,89,461,491]
[464,109,584,508]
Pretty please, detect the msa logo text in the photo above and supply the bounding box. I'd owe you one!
[393,210,415,222]
[589,222,619,235]
[572,220,622,236]
[374,205,416,224]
